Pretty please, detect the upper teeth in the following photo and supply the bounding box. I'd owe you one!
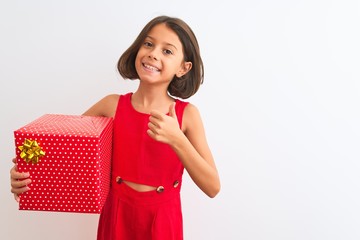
[144,64,159,72]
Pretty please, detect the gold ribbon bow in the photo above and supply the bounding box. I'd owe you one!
[18,139,45,164]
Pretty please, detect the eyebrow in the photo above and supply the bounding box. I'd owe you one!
[145,35,178,51]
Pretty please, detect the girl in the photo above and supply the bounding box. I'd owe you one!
[10,15,220,240]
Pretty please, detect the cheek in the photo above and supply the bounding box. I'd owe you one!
[134,53,143,71]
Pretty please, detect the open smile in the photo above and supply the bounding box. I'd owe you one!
[142,63,161,72]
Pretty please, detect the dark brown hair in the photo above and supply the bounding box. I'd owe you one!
[118,16,204,99]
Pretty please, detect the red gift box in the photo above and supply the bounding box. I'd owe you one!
[14,114,113,213]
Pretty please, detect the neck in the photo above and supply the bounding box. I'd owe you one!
[135,84,172,103]
[132,85,174,114]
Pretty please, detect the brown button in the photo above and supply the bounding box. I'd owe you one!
[156,186,165,193]
[115,176,123,184]
[173,180,179,188]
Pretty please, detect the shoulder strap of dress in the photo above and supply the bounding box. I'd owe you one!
[114,92,132,120]
[175,99,189,128]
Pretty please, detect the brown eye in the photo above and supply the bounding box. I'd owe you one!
[143,41,153,47]
[164,49,173,55]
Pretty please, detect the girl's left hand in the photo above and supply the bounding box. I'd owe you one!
[147,102,183,145]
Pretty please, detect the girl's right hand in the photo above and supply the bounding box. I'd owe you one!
[10,158,31,202]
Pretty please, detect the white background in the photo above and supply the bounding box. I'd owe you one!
[1,0,360,239]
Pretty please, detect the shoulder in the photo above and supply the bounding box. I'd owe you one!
[83,94,122,118]
[97,94,121,110]
[102,94,120,103]
[183,102,199,116]
[182,103,203,133]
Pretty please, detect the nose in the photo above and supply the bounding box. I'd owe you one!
[148,49,159,61]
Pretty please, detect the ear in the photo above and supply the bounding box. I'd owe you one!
[176,61,192,78]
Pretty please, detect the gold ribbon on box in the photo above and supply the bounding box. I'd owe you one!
[18,139,45,164]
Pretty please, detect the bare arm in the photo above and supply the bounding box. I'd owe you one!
[82,94,119,117]
[148,103,220,198]
[174,104,220,198]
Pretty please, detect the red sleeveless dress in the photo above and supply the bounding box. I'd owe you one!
[97,92,188,240]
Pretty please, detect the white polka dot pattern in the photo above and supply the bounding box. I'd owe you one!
[14,114,113,214]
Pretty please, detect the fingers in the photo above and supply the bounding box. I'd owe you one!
[149,110,163,119]
[150,104,177,120]
[147,121,158,134]
[11,177,31,204]
[148,116,159,127]
[10,176,31,199]
[147,122,160,141]
[11,176,31,189]
[10,161,31,201]
[147,129,156,140]
[147,105,180,143]
[10,166,30,180]
[11,173,31,191]
[11,184,30,195]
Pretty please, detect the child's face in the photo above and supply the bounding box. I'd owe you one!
[135,23,191,85]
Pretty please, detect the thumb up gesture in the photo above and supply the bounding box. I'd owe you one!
[147,102,182,145]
